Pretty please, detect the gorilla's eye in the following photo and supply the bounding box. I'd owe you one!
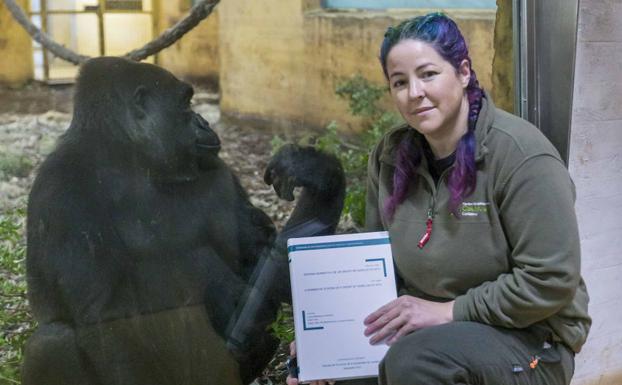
[181,88,194,110]
[180,96,193,111]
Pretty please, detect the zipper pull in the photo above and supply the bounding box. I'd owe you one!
[418,210,433,249]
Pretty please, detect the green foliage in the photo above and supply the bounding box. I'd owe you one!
[335,75,386,119]
[326,76,400,226]
[273,74,399,227]
[269,135,288,156]
[0,208,34,384]
[269,303,294,344]
[0,154,34,180]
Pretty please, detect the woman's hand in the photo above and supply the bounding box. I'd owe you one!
[364,296,454,345]
[285,341,335,385]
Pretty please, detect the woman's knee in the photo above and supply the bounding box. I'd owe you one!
[380,322,525,384]
[379,323,478,385]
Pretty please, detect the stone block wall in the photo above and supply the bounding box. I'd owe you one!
[569,1,622,384]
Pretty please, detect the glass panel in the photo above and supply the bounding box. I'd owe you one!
[32,50,45,81]
[30,0,40,12]
[46,13,100,80]
[323,0,497,9]
[30,14,41,28]
[104,13,154,62]
[46,0,99,11]
[30,14,42,49]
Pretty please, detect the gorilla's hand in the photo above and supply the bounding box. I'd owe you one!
[264,144,304,201]
[264,144,344,202]
[264,144,345,239]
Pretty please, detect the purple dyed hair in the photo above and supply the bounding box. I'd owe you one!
[380,13,484,220]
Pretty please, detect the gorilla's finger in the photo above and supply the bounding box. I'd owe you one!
[272,174,296,201]
[264,164,276,185]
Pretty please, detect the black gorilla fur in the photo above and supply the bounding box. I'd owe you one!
[21,57,345,385]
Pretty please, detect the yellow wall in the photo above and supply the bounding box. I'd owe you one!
[218,0,306,130]
[218,0,497,133]
[0,0,34,86]
[156,0,219,87]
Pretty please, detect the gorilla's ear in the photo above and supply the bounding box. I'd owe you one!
[132,86,148,119]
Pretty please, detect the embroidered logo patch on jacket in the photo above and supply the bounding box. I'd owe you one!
[460,202,490,217]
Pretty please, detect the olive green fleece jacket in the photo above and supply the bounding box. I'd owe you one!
[365,94,591,353]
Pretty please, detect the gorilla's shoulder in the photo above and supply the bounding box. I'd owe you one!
[29,147,99,216]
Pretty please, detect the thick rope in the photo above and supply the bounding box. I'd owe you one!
[2,0,220,65]
[2,0,89,64]
[124,0,219,62]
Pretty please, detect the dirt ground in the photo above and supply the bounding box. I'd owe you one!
[0,83,74,115]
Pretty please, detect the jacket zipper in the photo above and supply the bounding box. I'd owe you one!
[417,167,451,249]
[417,207,434,249]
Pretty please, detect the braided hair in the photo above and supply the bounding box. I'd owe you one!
[379,13,484,220]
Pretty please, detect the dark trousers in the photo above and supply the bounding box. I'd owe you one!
[342,321,574,385]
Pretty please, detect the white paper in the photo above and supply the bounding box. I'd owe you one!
[288,231,397,383]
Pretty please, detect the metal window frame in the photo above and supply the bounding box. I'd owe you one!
[29,0,156,83]
[513,0,580,164]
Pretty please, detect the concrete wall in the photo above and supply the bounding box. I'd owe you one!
[0,0,34,87]
[218,0,307,131]
[569,1,622,384]
[218,0,496,133]
[156,0,219,87]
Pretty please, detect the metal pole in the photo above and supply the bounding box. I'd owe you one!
[97,0,106,56]
[152,0,159,64]
[512,0,579,164]
[41,0,50,81]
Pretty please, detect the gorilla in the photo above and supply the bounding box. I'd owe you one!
[21,57,345,385]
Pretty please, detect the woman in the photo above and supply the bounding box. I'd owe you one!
[289,13,590,385]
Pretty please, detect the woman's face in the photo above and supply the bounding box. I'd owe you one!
[386,39,470,141]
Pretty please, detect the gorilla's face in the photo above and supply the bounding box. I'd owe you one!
[130,68,221,181]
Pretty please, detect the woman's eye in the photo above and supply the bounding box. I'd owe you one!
[392,80,406,88]
[422,71,438,79]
